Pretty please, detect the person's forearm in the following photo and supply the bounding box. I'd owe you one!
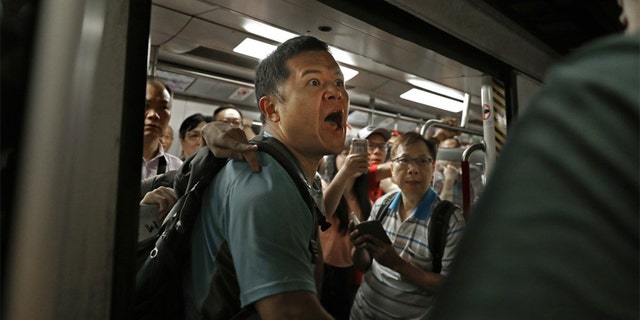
[379,177,399,193]
[255,291,334,320]
[392,259,443,293]
[323,170,349,217]
[439,177,455,201]
[374,162,392,181]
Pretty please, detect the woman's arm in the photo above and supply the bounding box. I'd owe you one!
[323,153,368,217]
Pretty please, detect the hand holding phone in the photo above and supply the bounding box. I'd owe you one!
[350,138,368,155]
[355,220,392,245]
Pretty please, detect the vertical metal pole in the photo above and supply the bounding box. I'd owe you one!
[367,96,376,126]
[481,76,496,179]
[148,44,159,76]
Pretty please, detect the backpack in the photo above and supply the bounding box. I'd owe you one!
[133,135,330,320]
[376,191,460,273]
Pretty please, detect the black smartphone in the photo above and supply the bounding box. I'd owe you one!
[356,220,392,245]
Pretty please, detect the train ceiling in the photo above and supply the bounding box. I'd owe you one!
[149,0,624,131]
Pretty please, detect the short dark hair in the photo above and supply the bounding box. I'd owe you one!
[146,76,173,100]
[391,131,437,161]
[254,35,329,105]
[178,113,206,139]
[213,104,244,121]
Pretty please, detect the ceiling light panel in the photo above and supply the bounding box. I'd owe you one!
[400,88,465,113]
[242,20,298,42]
[233,38,277,60]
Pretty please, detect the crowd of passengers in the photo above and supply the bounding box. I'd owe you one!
[136,4,640,315]
[140,41,467,318]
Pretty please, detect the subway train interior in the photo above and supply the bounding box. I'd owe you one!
[1,0,624,318]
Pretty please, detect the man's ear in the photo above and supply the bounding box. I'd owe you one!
[259,95,280,122]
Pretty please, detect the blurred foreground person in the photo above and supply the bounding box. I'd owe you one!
[431,1,639,319]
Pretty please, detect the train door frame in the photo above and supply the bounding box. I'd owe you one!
[5,0,151,318]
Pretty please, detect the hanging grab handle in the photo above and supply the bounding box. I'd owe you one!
[461,142,485,217]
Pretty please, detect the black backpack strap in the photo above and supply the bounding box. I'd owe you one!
[428,200,458,274]
[157,155,167,175]
[375,191,399,223]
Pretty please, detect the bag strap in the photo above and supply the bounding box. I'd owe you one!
[428,200,458,273]
[170,147,228,234]
[157,155,167,175]
[375,191,399,223]
[252,136,331,231]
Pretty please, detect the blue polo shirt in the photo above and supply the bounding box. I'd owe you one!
[184,151,317,318]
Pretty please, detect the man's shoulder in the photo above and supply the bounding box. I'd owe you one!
[371,191,398,218]
[550,33,639,83]
[216,151,295,189]
[575,33,639,57]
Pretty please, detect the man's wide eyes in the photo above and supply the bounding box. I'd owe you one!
[308,79,345,87]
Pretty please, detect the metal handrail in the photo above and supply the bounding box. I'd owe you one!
[419,119,483,137]
[461,142,486,217]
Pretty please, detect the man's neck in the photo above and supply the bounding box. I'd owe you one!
[143,138,161,161]
[263,128,321,183]
[294,154,321,184]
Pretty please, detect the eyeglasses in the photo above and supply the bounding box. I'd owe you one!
[368,142,387,151]
[185,131,202,140]
[392,156,433,167]
[219,118,243,128]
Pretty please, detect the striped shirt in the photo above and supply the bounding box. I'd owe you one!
[350,188,465,320]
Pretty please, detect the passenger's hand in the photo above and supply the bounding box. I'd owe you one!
[443,164,460,181]
[349,220,375,270]
[341,153,369,178]
[433,118,460,141]
[349,220,365,247]
[202,122,260,172]
[362,234,404,270]
[140,186,177,221]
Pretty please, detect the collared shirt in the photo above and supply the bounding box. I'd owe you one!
[184,151,317,319]
[141,146,183,180]
[351,188,466,320]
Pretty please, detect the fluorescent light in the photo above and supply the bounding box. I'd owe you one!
[233,38,277,60]
[340,65,359,81]
[406,77,465,101]
[242,20,298,43]
[400,88,465,113]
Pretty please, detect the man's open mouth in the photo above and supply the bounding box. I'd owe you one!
[324,110,343,131]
